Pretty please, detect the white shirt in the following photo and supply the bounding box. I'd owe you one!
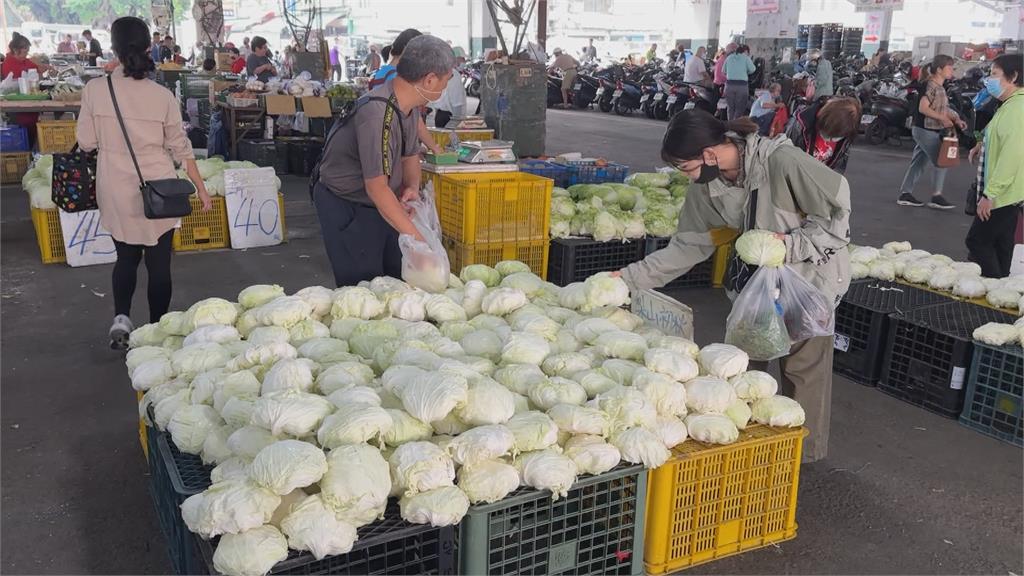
[434,68,467,116]
[684,55,706,83]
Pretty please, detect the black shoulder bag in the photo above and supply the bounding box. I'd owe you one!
[724,188,760,294]
[107,75,195,219]
[308,94,407,200]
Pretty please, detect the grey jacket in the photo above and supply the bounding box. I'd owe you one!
[622,133,852,307]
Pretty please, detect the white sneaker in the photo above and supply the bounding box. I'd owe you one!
[109,314,134,350]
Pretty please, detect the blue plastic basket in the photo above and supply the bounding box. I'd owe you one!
[0,125,29,152]
[518,159,572,188]
[554,161,630,186]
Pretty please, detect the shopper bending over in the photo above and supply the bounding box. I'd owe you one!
[896,54,965,209]
[965,54,1024,278]
[76,16,211,349]
[312,36,454,287]
[614,110,851,462]
[551,47,579,108]
[749,82,784,135]
[786,96,861,174]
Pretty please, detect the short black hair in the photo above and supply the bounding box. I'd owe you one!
[251,36,268,51]
[391,28,422,57]
[228,47,240,56]
[993,53,1023,87]
[82,29,92,36]
[173,45,181,53]
[381,45,392,61]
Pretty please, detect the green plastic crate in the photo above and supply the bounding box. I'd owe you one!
[460,464,647,576]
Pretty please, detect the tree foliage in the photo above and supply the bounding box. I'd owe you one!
[14,0,191,27]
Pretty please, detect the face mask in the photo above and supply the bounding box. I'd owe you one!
[983,76,1004,99]
[821,134,844,142]
[415,84,444,105]
[693,162,720,184]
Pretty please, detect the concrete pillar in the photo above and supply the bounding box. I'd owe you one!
[861,9,893,56]
[673,0,722,53]
[469,0,499,59]
[1000,4,1024,43]
[744,0,801,63]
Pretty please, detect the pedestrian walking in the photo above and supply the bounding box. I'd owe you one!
[723,44,755,120]
[75,16,212,349]
[965,54,1024,278]
[614,110,851,463]
[713,43,734,93]
[329,38,343,82]
[896,54,966,209]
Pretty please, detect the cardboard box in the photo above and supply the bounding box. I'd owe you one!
[300,96,332,118]
[215,51,232,71]
[265,95,297,115]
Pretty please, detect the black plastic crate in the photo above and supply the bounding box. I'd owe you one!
[239,139,290,175]
[519,160,572,188]
[161,429,214,494]
[287,139,325,176]
[460,464,646,576]
[197,504,458,575]
[149,430,208,575]
[645,236,713,289]
[834,280,952,386]
[547,237,645,287]
[308,117,336,138]
[879,301,1016,418]
[959,343,1023,446]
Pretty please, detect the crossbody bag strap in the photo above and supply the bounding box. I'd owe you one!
[106,74,146,188]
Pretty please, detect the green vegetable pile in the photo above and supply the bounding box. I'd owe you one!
[549,171,689,242]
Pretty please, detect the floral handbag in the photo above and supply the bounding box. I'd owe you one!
[51,144,98,212]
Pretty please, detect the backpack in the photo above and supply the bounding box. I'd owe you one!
[368,68,396,91]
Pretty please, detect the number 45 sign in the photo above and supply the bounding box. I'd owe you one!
[224,167,284,249]
[58,209,117,267]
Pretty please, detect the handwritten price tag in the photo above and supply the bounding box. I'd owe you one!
[630,289,694,340]
[223,167,283,249]
[58,209,117,267]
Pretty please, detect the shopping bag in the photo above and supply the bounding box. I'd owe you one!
[937,133,960,168]
[51,144,98,213]
[724,267,791,361]
[776,265,835,342]
[399,183,451,293]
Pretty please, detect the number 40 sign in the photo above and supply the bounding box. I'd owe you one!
[223,167,283,249]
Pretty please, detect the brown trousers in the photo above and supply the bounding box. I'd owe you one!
[750,335,834,462]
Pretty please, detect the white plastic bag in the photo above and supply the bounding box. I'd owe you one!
[400,185,451,293]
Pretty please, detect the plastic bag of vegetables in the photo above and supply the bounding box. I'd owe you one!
[723,267,791,361]
[399,187,450,293]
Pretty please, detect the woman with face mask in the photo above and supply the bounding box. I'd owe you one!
[965,54,1024,278]
[896,54,966,210]
[614,109,852,463]
[785,96,862,174]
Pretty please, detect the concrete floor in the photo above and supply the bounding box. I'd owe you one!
[2,106,1021,575]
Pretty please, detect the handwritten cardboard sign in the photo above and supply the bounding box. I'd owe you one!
[630,289,694,340]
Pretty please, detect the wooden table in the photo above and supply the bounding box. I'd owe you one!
[0,100,81,115]
[216,101,265,159]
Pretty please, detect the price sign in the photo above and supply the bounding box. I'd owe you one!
[223,167,283,249]
[630,289,694,340]
[58,209,117,267]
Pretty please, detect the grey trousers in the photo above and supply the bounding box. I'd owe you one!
[749,335,834,463]
[899,126,947,196]
[724,81,749,121]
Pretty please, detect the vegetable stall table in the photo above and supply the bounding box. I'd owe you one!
[216,101,266,160]
[0,99,82,115]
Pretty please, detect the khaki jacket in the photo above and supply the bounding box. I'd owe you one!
[622,133,852,307]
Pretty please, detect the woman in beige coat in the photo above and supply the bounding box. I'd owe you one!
[76,16,211,349]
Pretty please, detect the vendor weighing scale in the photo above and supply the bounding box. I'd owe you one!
[457,140,517,164]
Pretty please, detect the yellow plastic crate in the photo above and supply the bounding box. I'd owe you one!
[1,151,31,184]
[645,425,808,574]
[443,236,548,279]
[36,119,78,153]
[436,172,551,245]
[31,207,66,264]
[173,196,228,252]
[278,193,287,241]
[428,128,495,149]
[710,228,739,288]
[137,391,148,460]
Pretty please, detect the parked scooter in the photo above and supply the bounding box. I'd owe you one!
[570,73,602,109]
[546,73,572,108]
[611,78,644,115]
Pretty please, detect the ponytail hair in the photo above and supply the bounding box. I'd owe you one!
[111,16,155,80]
[928,54,954,76]
[661,109,757,165]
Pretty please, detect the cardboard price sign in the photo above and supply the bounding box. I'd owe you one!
[630,289,694,340]
[58,208,117,267]
[223,167,283,249]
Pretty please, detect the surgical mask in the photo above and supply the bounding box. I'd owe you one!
[820,134,844,142]
[693,162,720,184]
[415,84,444,105]
[983,76,1004,99]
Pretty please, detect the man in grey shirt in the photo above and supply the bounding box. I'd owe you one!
[246,36,277,82]
[312,35,455,287]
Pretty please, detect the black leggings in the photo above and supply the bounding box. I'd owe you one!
[112,230,174,323]
[965,205,1021,278]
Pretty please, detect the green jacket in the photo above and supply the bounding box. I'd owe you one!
[622,133,852,307]
[984,89,1024,209]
